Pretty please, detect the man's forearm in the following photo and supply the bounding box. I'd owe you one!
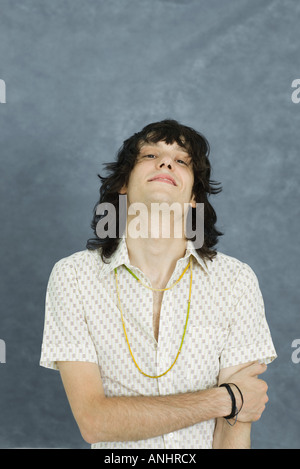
[212,418,251,449]
[82,387,231,444]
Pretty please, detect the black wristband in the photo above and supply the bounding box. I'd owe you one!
[219,383,238,420]
[228,382,244,413]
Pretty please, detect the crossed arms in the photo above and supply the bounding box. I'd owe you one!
[57,360,269,449]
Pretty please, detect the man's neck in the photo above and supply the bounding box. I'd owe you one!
[125,236,188,290]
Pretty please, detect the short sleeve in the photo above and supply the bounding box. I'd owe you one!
[219,263,277,369]
[40,258,98,370]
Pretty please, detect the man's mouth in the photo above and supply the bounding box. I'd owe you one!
[148,175,177,186]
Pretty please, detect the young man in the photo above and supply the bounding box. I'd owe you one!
[40,119,276,449]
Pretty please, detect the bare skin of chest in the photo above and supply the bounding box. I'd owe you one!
[152,291,164,342]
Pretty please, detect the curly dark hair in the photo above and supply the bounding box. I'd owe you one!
[86,119,223,263]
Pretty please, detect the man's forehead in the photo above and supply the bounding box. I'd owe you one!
[139,140,190,154]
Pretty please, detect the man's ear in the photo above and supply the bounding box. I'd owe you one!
[190,194,197,209]
[119,184,127,195]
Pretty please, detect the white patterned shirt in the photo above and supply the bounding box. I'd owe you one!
[40,237,277,449]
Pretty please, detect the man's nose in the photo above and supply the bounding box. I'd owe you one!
[157,155,173,169]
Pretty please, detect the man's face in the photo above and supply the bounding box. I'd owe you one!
[120,140,196,209]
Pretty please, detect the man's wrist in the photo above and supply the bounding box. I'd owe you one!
[216,386,233,418]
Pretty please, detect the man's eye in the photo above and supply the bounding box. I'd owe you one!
[177,159,188,165]
[143,154,156,159]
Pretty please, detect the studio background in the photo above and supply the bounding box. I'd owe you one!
[0,0,299,449]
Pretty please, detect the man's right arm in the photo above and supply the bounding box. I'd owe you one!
[57,361,267,444]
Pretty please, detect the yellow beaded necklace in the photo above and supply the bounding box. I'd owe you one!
[114,257,193,378]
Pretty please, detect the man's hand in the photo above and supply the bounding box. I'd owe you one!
[221,361,269,423]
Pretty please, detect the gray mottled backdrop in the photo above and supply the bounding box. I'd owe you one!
[0,0,299,449]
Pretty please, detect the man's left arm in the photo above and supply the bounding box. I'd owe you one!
[212,362,253,449]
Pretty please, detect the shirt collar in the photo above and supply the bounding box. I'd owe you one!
[185,239,210,274]
[97,236,210,279]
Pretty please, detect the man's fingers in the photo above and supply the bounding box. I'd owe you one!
[248,362,267,376]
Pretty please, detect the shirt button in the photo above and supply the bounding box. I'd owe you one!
[168,433,174,439]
